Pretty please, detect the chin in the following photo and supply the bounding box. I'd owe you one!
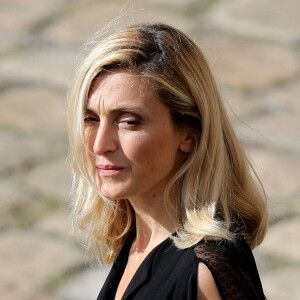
[98,180,140,201]
[99,186,128,201]
[95,179,125,199]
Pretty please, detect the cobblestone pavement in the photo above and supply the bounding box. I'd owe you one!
[1,0,299,299]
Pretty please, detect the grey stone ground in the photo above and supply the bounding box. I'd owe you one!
[0,0,299,299]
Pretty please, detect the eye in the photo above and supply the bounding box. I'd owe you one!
[84,115,99,124]
[122,119,140,126]
[84,117,99,122]
[118,113,142,128]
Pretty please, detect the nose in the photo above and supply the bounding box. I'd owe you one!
[93,122,118,156]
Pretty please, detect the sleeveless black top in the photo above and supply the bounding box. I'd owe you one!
[97,230,266,300]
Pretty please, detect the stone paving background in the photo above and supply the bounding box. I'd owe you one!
[0,0,299,299]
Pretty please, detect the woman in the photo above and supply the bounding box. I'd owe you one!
[67,23,268,299]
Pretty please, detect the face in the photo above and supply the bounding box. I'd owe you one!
[84,70,191,201]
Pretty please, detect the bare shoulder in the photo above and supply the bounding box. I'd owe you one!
[197,262,222,300]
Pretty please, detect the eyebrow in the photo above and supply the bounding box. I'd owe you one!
[84,106,147,115]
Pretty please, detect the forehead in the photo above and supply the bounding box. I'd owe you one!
[86,70,157,111]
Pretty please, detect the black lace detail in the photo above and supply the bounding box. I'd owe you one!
[194,237,266,300]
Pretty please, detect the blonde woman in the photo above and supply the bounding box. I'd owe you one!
[67,23,268,300]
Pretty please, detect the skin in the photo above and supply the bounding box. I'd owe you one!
[197,263,222,300]
[84,70,221,300]
[85,70,189,202]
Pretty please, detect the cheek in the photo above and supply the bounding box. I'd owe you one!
[126,137,153,161]
[123,133,171,171]
[84,128,97,169]
[84,127,96,152]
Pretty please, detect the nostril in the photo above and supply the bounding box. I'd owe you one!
[93,126,118,155]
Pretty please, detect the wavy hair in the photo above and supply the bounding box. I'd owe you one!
[67,23,268,263]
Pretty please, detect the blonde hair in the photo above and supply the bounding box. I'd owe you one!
[67,23,268,263]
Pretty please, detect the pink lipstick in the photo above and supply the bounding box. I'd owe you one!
[96,165,124,176]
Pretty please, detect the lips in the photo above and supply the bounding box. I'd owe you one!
[96,165,125,176]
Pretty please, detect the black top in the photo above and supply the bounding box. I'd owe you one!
[97,230,266,300]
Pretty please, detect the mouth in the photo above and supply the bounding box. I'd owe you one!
[96,165,125,177]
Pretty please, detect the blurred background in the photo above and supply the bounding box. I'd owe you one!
[0,0,299,299]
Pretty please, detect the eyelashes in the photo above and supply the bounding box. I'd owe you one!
[119,116,142,127]
[84,117,99,123]
[83,113,143,128]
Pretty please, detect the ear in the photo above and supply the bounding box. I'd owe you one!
[179,134,193,153]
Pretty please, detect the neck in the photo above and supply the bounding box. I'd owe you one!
[128,192,176,253]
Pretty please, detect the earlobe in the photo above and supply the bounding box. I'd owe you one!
[179,135,193,153]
